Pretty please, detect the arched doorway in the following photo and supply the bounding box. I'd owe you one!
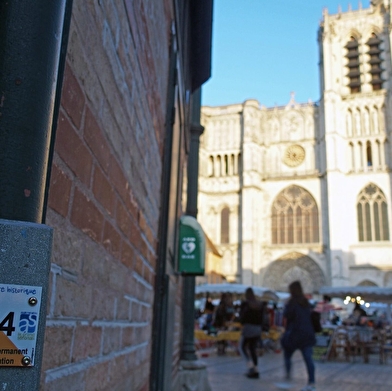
[263,252,326,294]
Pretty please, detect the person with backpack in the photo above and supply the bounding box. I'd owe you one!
[279,281,317,391]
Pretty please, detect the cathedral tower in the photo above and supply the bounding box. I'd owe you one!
[319,0,392,287]
[198,1,392,292]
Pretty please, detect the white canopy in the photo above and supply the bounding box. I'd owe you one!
[195,283,279,302]
[319,286,392,304]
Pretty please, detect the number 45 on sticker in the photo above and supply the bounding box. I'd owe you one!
[0,312,16,336]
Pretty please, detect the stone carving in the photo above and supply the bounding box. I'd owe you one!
[283,144,306,167]
[263,252,326,293]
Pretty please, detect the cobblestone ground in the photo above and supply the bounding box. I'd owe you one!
[200,348,392,391]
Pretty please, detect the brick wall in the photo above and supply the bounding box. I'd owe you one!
[40,0,180,389]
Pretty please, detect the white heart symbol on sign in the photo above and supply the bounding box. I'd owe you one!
[182,242,196,254]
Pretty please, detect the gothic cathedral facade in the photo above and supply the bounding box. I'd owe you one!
[198,0,392,293]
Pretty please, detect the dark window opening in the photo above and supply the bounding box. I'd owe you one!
[221,207,230,244]
[367,33,383,91]
[346,37,361,94]
[366,142,373,166]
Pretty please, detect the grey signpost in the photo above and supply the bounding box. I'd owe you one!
[0,1,67,389]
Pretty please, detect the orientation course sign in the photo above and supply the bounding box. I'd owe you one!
[0,283,43,367]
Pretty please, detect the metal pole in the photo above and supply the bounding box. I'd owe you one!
[150,34,178,391]
[0,0,66,223]
[181,88,204,361]
[42,0,75,224]
[0,1,67,389]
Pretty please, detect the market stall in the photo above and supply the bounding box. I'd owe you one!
[194,283,283,354]
[317,286,392,363]
[319,286,392,322]
[195,283,279,302]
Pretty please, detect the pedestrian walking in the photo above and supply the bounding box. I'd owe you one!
[279,281,316,391]
[214,292,235,354]
[239,287,264,379]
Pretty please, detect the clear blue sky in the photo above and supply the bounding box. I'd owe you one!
[202,0,371,107]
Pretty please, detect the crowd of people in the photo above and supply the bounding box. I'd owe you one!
[195,281,392,391]
[195,281,317,390]
[196,291,277,355]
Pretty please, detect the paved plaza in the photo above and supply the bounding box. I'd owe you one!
[199,348,392,391]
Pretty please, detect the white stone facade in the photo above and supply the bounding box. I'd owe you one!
[198,0,392,293]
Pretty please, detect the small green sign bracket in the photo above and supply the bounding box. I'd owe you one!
[178,215,206,275]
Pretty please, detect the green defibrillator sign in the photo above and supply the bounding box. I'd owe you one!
[178,215,206,275]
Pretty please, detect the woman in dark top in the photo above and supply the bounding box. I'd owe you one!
[280,281,316,391]
[239,287,264,378]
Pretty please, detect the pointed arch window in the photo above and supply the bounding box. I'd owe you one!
[372,107,379,134]
[271,186,320,244]
[220,207,230,244]
[224,155,229,176]
[358,141,363,167]
[376,140,382,167]
[357,184,390,242]
[208,156,214,177]
[355,109,361,136]
[216,155,222,177]
[364,108,370,135]
[349,142,355,170]
[366,141,373,167]
[347,110,353,137]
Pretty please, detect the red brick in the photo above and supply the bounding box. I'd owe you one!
[141,305,149,323]
[116,201,131,236]
[133,362,149,391]
[136,237,150,258]
[92,166,116,216]
[125,190,140,222]
[48,163,72,217]
[109,156,128,202]
[124,273,137,296]
[130,223,143,250]
[116,296,131,321]
[146,247,157,269]
[122,326,135,347]
[102,327,121,355]
[121,240,135,269]
[71,187,104,242]
[84,107,111,173]
[72,325,102,362]
[143,222,156,249]
[139,212,155,246]
[56,112,93,186]
[54,277,93,318]
[90,287,117,320]
[135,326,144,343]
[144,266,155,286]
[42,372,85,391]
[102,220,122,258]
[108,353,135,387]
[134,255,143,276]
[85,361,110,391]
[42,325,73,370]
[61,61,85,128]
